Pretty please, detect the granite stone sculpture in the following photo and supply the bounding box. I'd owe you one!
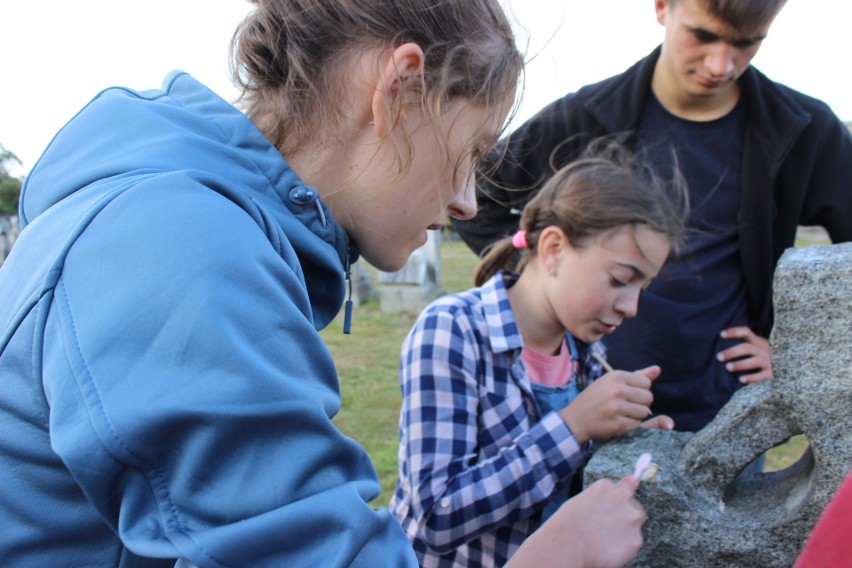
[585,243,852,567]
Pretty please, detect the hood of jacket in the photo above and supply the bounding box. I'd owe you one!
[18,71,352,329]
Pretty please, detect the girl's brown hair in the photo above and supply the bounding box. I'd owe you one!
[474,139,689,286]
[230,0,523,164]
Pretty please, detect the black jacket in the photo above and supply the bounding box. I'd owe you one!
[453,46,852,336]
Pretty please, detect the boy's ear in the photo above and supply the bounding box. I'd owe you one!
[371,42,424,137]
[655,0,670,25]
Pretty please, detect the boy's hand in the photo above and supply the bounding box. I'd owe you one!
[718,326,772,384]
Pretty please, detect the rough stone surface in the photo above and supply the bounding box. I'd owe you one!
[585,243,852,567]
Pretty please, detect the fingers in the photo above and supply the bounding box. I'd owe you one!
[738,369,773,384]
[717,341,767,363]
[717,326,772,382]
[506,479,645,568]
[720,325,757,341]
[631,365,662,382]
[562,378,652,443]
[718,350,773,380]
[618,475,640,495]
[597,372,655,412]
[639,414,675,431]
[624,398,654,421]
[604,373,656,419]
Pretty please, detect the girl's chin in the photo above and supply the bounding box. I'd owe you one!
[360,243,414,273]
[364,253,407,273]
[584,332,604,344]
[570,327,599,344]
[578,323,615,343]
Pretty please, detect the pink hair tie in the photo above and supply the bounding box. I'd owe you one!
[511,230,528,249]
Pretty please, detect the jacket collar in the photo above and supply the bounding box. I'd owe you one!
[583,45,813,149]
[583,45,662,134]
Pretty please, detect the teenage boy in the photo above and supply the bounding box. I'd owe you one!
[452,0,852,432]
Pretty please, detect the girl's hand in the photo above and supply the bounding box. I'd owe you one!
[505,476,645,568]
[640,414,675,431]
[559,366,660,444]
[717,326,772,384]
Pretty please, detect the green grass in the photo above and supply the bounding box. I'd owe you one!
[324,238,479,505]
[324,234,819,506]
[765,435,809,472]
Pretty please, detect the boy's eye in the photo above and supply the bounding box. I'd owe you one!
[610,277,627,288]
[693,30,718,43]
[732,38,759,49]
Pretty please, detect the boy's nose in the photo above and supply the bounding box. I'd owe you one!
[705,43,735,77]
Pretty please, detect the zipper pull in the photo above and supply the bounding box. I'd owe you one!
[343,250,354,334]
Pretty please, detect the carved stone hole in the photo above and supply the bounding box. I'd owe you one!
[585,243,852,567]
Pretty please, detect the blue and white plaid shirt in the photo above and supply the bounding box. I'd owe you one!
[390,271,606,567]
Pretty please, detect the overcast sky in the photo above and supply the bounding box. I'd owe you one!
[2,1,850,177]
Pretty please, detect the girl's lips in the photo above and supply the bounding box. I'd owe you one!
[600,322,618,334]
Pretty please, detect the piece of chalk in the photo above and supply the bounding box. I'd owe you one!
[632,452,653,480]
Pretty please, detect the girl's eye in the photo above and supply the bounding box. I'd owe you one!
[610,277,627,288]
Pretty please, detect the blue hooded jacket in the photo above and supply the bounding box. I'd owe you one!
[0,72,418,567]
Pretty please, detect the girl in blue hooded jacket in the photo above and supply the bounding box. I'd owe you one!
[0,2,516,565]
[0,1,646,567]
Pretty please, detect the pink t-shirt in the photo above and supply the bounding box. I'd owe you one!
[522,337,577,388]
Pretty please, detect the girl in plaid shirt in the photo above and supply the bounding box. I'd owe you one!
[391,144,688,567]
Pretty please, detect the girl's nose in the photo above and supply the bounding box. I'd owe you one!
[615,290,641,319]
[448,178,477,221]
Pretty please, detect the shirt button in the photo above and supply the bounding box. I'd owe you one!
[440,497,451,508]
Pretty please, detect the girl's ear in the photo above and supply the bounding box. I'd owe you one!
[371,42,425,137]
[537,226,569,273]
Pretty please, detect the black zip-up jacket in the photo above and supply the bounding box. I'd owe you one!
[453,46,852,337]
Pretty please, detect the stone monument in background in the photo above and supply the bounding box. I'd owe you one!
[378,230,443,314]
[350,260,378,307]
[0,215,21,268]
[585,243,852,567]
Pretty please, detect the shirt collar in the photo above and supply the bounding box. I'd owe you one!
[481,270,524,354]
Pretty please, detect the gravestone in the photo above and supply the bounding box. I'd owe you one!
[350,260,377,306]
[0,215,21,268]
[377,230,443,314]
[585,243,852,567]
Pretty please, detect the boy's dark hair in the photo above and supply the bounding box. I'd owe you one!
[670,0,787,32]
